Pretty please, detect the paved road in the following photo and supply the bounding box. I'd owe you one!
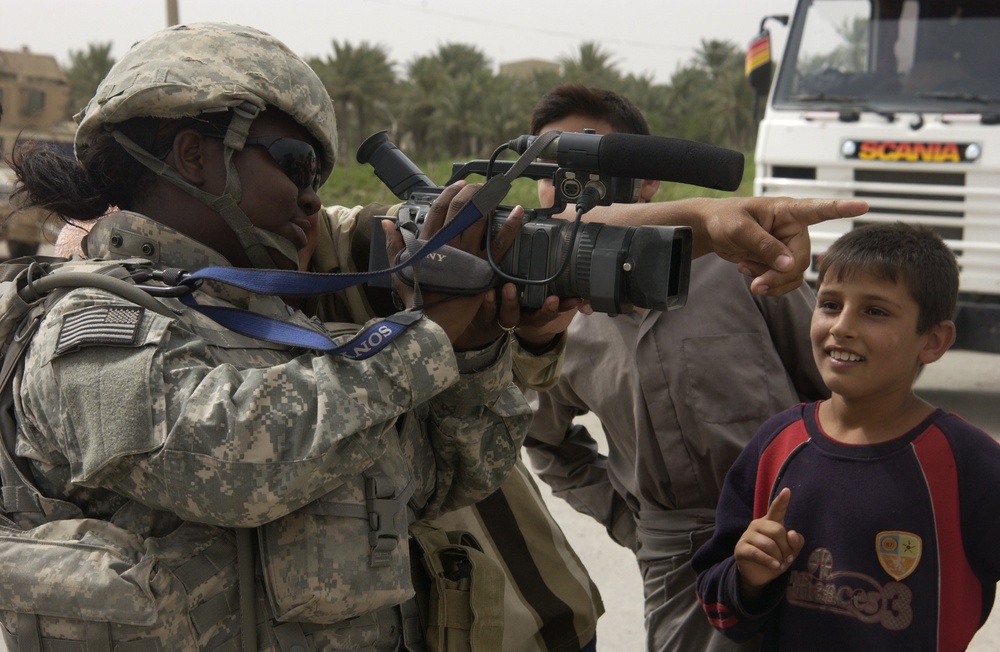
[527,349,1000,650]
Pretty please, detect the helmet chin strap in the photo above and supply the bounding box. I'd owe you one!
[111,102,299,270]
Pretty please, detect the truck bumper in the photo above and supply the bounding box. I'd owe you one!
[953,299,1000,354]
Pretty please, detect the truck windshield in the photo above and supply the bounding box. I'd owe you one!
[773,0,1000,113]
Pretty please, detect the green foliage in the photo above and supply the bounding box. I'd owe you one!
[59,34,762,169]
[64,43,115,120]
[320,154,754,210]
[559,41,622,89]
[307,42,398,168]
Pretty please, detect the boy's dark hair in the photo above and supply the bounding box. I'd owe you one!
[530,83,650,136]
[817,222,958,333]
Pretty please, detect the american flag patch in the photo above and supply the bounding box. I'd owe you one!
[55,306,145,354]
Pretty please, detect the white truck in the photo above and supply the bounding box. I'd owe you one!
[748,0,1000,352]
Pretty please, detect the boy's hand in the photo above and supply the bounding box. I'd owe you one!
[735,487,805,601]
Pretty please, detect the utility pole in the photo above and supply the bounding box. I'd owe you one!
[166,0,179,26]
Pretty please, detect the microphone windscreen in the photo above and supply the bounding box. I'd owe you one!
[597,133,745,191]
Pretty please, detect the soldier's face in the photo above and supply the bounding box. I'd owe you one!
[200,111,322,269]
[236,112,322,268]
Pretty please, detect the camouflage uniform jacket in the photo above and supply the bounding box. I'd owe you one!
[308,206,602,652]
[6,209,531,651]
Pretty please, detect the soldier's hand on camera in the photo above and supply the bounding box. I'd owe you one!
[511,295,583,352]
[471,215,583,352]
[475,286,582,354]
[385,182,521,349]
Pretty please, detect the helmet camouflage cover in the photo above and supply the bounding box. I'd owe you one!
[75,22,337,181]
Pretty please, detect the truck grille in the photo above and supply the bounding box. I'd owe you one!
[852,169,966,241]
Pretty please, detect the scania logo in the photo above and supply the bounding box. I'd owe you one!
[842,140,979,163]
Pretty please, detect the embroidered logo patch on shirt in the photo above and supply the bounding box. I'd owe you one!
[876,531,922,581]
[55,306,145,354]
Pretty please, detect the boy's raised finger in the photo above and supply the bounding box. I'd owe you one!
[764,487,792,525]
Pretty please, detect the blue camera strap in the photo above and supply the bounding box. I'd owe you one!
[178,293,422,359]
[172,132,559,356]
[182,199,489,296]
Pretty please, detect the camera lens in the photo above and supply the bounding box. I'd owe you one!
[542,222,690,314]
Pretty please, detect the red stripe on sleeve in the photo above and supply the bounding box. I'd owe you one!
[912,426,981,652]
[753,421,809,519]
[699,599,740,630]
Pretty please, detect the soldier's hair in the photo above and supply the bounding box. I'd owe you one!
[10,111,232,222]
[530,84,650,137]
[816,222,958,333]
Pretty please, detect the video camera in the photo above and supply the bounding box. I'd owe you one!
[358,129,744,315]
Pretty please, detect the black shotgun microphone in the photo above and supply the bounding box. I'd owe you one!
[508,131,745,191]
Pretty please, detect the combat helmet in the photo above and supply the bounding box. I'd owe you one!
[75,22,338,269]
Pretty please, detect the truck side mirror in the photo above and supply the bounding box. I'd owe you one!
[746,30,775,98]
[746,15,789,122]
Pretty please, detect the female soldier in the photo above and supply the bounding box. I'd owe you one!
[5,22,530,651]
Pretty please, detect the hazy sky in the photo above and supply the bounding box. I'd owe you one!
[3,0,797,84]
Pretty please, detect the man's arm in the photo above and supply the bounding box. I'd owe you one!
[576,196,868,296]
[523,387,637,551]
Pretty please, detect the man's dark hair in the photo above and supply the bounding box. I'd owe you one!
[817,222,958,333]
[530,83,650,136]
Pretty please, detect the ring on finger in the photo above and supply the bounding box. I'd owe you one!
[498,321,517,333]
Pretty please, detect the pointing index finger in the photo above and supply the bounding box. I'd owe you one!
[765,487,792,525]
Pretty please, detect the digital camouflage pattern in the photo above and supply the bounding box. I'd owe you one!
[307,205,603,652]
[0,514,243,650]
[74,22,338,181]
[4,209,530,650]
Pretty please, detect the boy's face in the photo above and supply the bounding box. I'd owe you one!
[810,270,945,401]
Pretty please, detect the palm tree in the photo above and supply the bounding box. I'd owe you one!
[686,39,756,151]
[309,41,397,168]
[559,42,622,89]
[399,44,496,157]
[666,65,717,144]
[399,55,448,156]
[432,43,491,80]
[64,43,115,120]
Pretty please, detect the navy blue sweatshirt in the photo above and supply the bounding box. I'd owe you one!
[693,402,1000,651]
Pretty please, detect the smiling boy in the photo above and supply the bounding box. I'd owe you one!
[692,222,1000,651]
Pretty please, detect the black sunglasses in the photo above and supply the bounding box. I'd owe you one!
[243,136,322,192]
[159,126,323,192]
